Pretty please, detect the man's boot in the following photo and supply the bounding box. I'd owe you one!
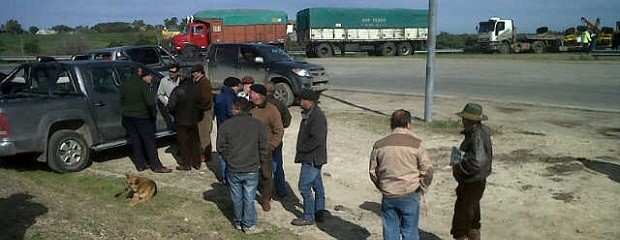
[204,144,212,162]
[468,229,480,240]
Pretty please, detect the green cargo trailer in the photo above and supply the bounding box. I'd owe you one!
[296,8,429,58]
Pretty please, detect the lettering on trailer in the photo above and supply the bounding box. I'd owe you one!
[361,17,388,27]
[212,25,222,32]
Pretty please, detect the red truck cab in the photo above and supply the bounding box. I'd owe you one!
[172,19,223,57]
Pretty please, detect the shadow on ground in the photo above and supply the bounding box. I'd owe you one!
[359,201,443,240]
[0,193,48,239]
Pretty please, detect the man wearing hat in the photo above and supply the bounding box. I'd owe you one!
[451,103,493,240]
[291,89,328,226]
[214,77,241,182]
[237,76,254,100]
[191,64,214,164]
[249,84,284,212]
[157,64,182,129]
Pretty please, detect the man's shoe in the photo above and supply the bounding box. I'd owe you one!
[261,200,271,212]
[153,167,172,173]
[136,166,148,172]
[291,217,314,226]
[192,163,201,170]
[468,229,481,240]
[243,226,263,234]
[175,166,191,171]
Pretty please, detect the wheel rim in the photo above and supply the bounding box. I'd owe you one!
[400,46,411,55]
[58,139,82,165]
[274,86,289,103]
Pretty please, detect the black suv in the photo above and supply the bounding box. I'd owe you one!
[205,43,329,106]
[73,45,179,75]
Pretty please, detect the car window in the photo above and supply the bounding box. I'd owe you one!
[240,46,260,63]
[93,52,113,60]
[0,66,27,95]
[30,64,77,94]
[156,47,176,66]
[215,46,239,65]
[83,66,120,93]
[125,48,160,65]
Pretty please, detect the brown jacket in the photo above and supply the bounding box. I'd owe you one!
[195,75,213,110]
[369,128,433,198]
[250,102,284,151]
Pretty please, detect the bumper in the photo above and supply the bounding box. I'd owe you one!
[0,141,17,156]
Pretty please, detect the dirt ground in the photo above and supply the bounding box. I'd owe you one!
[83,89,619,240]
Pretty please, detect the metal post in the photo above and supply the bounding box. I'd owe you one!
[424,0,437,122]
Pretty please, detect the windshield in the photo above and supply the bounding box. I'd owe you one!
[478,21,495,33]
[255,45,294,62]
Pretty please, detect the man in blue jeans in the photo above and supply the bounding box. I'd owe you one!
[369,109,434,240]
[291,90,328,226]
[216,97,269,234]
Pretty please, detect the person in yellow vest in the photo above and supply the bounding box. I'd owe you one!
[581,29,592,52]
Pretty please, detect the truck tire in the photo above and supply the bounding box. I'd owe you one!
[183,45,197,58]
[380,42,397,56]
[305,46,317,58]
[532,41,546,54]
[498,42,511,54]
[316,43,333,58]
[47,130,91,173]
[396,42,413,56]
[273,82,294,107]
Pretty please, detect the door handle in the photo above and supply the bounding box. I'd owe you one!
[94,101,105,107]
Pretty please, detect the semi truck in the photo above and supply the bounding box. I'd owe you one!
[296,8,429,58]
[171,9,288,57]
[477,17,587,54]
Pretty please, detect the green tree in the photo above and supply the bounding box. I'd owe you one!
[132,20,145,31]
[164,17,178,30]
[51,25,73,33]
[4,19,24,34]
[23,40,41,54]
[29,26,39,34]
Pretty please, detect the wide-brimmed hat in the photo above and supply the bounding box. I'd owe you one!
[455,103,488,121]
[190,64,204,73]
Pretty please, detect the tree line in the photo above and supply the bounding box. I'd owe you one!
[0,18,186,35]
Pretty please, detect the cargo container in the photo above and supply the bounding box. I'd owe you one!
[296,8,429,57]
[171,9,288,57]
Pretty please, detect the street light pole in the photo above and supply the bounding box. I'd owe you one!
[424,0,437,122]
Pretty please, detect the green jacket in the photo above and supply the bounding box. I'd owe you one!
[581,31,591,44]
[120,74,155,118]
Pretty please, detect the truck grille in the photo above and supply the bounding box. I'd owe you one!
[309,68,329,83]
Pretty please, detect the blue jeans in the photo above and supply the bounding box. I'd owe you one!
[228,172,259,228]
[382,191,421,240]
[220,155,229,184]
[273,145,287,197]
[298,163,325,221]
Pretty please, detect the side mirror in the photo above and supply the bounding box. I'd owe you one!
[254,57,264,63]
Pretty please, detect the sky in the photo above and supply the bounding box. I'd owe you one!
[1,0,619,34]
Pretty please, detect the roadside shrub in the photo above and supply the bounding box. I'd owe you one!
[23,40,41,54]
[55,34,91,55]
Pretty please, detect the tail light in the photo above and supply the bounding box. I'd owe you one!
[0,113,10,139]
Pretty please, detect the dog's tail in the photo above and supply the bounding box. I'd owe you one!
[153,182,158,196]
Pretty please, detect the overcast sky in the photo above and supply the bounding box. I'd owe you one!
[2,0,618,34]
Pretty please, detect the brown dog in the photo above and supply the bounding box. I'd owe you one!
[115,174,157,206]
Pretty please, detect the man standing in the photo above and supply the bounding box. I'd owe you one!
[157,64,181,129]
[120,67,171,173]
[265,82,292,199]
[451,103,493,240]
[237,76,254,100]
[192,64,214,165]
[249,84,284,212]
[167,75,207,171]
[217,97,269,234]
[369,109,434,240]
[291,90,327,226]
[215,77,241,183]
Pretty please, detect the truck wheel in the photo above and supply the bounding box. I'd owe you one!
[498,42,511,54]
[316,43,333,58]
[532,41,546,54]
[381,42,397,56]
[183,45,197,58]
[274,82,294,107]
[305,47,317,58]
[396,42,412,56]
[47,130,91,173]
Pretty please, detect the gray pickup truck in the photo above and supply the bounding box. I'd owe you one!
[0,59,174,172]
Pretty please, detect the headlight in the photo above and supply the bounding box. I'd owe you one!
[292,68,310,77]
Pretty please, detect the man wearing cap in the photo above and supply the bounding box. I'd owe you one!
[157,64,182,129]
[291,89,328,226]
[369,109,434,240]
[191,64,214,165]
[237,76,254,100]
[451,103,493,240]
[214,77,241,183]
[265,82,292,199]
[249,84,284,212]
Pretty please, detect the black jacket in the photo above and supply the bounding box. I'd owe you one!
[295,106,328,167]
[216,113,269,173]
[167,79,206,127]
[454,123,493,183]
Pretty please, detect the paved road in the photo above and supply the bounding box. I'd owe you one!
[308,57,620,112]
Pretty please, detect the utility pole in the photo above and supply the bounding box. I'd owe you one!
[424,0,437,122]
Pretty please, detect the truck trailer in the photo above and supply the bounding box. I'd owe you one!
[171,9,288,57]
[296,8,429,58]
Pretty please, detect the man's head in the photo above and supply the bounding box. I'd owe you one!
[455,102,487,128]
[232,97,252,116]
[141,71,153,84]
[390,109,412,130]
[241,76,255,93]
[299,89,320,110]
[249,84,267,105]
[223,77,241,92]
[168,64,180,79]
[190,64,204,78]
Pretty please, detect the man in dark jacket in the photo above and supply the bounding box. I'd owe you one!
[120,67,171,173]
[265,82,292,199]
[214,77,241,183]
[192,64,214,164]
[291,89,328,226]
[217,97,269,234]
[167,77,207,170]
[451,103,493,240]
